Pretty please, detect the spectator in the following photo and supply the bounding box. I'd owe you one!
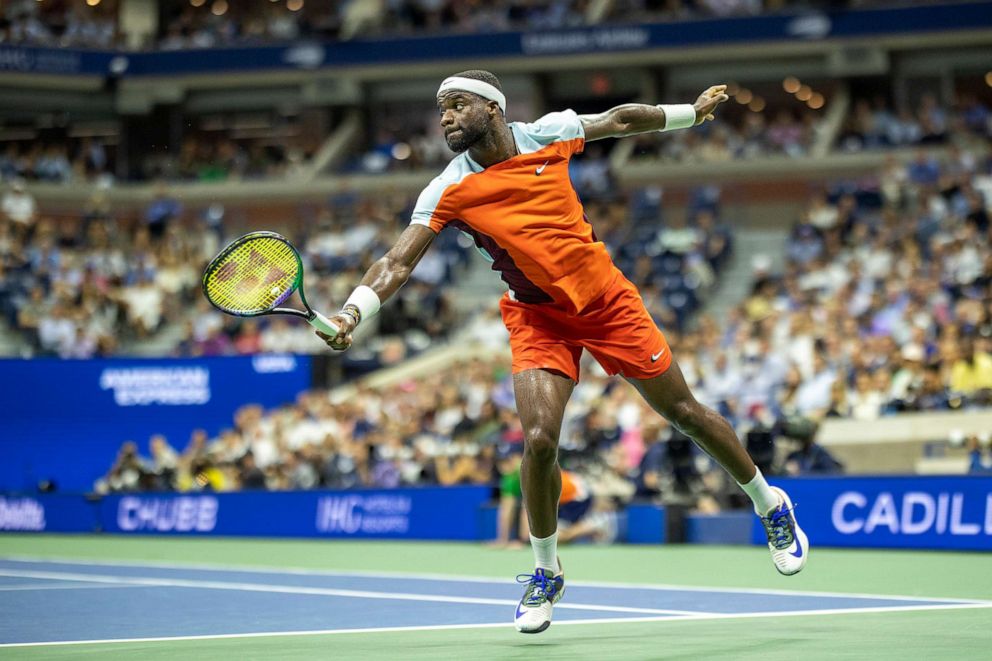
[95,441,148,493]
[489,446,527,548]
[144,184,183,240]
[149,435,179,490]
[633,418,669,499]
[239,451,267,489]
[1,179,37,235]
[948,336,992,397]
[967,434,992,475]
[782,417,844,475]
[847,370,885,420]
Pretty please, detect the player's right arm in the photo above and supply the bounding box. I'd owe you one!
[316,224,436,351]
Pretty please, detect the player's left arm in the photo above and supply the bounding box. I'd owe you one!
[579,85,729,142]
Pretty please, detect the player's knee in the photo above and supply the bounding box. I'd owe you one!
[666,399,705,437]
[523,427,558,466]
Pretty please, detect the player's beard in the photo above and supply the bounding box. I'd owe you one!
[445,117,489,153]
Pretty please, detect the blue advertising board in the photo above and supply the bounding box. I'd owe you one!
[0,494,96,534]
[0,486,492,540]
[755,476,992,551]
[0,356,311,492]
[4,2,990,78]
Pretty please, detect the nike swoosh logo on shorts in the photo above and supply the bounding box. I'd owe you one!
[651,349,666,362]
[535,161,549,175]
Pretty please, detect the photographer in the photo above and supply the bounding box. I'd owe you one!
[782,417,844,475]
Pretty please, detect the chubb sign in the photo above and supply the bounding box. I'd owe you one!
[756,477,992,551]
[116,496,218,532]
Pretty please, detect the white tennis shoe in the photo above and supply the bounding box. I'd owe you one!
[759,486,809,576]
[514,559,564,633]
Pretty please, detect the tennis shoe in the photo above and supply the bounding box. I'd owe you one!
[760,486,809,576]
[514,559,564,633]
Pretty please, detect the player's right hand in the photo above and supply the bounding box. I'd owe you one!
[315,314,356,351]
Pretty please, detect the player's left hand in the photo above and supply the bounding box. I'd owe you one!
[693,85,729,125]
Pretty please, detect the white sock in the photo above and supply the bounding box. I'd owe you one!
[738,467,780,516]
[530,532,559,573]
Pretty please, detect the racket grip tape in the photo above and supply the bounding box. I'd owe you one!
[308,311,340,336]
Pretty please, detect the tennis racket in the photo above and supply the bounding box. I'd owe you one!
[202,230,339,336]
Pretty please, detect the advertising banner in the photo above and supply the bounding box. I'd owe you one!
[31,486,493,540]
[0,494,96,533]
[754,476,992,551]
[0,356,311,492]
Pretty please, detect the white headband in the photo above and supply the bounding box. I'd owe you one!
[437,76,506,113]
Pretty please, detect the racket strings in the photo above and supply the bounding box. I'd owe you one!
[204,237,300,315]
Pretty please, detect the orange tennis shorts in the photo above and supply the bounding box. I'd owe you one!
[499,270,673,382]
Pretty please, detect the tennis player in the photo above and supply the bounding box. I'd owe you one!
[317,70,809,634]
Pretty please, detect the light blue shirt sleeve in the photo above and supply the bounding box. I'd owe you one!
[410,177,447,228]
[519,109,585,146]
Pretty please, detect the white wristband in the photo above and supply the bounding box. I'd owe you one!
[344,285,381,324]
[658,104,697,132]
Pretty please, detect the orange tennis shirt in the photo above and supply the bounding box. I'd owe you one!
[411,110,618,314]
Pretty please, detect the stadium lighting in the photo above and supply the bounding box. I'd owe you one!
[86,0,101,6]
[796,85,813,101]
[735,89,753,104]
[212,0,228,16]
[748,97,766,113]
[288,0,305,10]
[986,71,992,87]
[808,93,825,109]
[782,77,801,94]
[191,0,206,7]
[392,143,412,160]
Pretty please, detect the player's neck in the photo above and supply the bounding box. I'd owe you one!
[468,123,517,169]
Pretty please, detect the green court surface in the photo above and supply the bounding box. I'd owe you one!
[1,534,990,660]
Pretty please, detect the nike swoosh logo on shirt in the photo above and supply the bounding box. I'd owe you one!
[535,161,549,175]
[651,349,666,362]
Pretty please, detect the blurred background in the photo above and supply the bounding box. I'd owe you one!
[1,0,991,551]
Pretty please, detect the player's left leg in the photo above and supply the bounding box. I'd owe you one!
[628,362,809,576]
[512,368,574,633]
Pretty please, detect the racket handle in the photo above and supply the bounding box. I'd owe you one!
[308,311,340,336]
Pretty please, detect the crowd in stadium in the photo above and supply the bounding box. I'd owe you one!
[85,138,992,505]
[7,89,988,185]
[1,1,922,51]
[94,354,759,518]
[837,91,992,151]
[0,139,112,185]
[1,0,118,49]
[630,106,818,163]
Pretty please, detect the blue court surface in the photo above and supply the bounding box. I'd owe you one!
[1,556,988,649]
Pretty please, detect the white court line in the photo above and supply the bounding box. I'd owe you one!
[1,602,990,649]
[1,554,987,606]
[0,569,700,617]
[0,583,147,593]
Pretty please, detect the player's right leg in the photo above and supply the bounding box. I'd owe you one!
[512,367,574,633]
